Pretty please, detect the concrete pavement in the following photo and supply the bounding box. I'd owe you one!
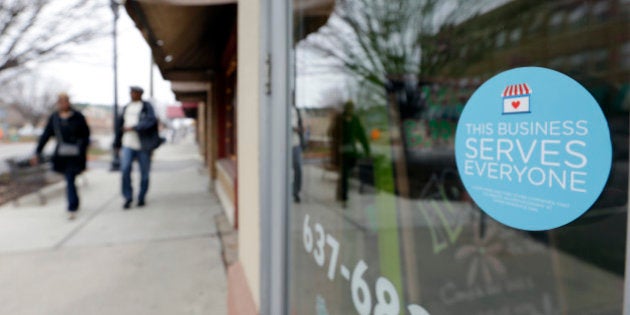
[0,137,227,315]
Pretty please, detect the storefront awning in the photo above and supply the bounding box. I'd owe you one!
[166,105,185,119]
[125,0,333,101]
[502,83,532,97]
[125,0,236,84]
[294,0,334,41]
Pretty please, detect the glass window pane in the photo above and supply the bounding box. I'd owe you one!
[289,1,629,314]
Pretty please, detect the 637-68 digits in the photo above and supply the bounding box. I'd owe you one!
[303,214,431,315]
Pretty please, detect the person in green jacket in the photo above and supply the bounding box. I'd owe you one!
[330,100,370,207]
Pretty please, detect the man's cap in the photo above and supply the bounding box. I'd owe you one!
[130,86,144,93]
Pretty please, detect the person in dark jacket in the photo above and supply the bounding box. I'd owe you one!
[291,103,305,203]
[113,86,161,209]
[330,100,370,207]
[31,93,90,220]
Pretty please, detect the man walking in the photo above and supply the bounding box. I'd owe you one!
[114,86,161,209]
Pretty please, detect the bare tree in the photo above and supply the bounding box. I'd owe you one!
[0,72,68,126]
[299,0,499,106]
[0,0,107,80]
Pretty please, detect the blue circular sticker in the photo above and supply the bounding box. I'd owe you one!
[455,67,612,231]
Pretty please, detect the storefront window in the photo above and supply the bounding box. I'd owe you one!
[289,1,629,314]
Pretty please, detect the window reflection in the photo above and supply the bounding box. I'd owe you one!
[290,1,630,314]
[593,1,611,21]
[568,4,588,25]
[548,11,565,32]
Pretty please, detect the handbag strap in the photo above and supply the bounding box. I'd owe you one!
[52,114,65,143]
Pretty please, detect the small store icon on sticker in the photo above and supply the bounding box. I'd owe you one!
[502,83,531,114]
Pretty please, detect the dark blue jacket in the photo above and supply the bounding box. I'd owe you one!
[113,101,161,151]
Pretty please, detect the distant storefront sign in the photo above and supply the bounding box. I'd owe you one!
[455,67,612,231]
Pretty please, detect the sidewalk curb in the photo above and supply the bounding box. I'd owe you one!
[214,212,238,268]
[12,181,64,207]
[11,173,88,207]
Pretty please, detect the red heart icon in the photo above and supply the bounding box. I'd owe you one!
[511,101,520,109]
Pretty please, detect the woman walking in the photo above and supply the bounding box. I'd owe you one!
[31,93,90,220]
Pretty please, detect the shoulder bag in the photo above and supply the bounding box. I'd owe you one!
[53,115,81,157]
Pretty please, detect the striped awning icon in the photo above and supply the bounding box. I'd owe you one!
[502,83,531,97]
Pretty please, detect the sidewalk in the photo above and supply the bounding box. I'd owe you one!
[0,137,227,315]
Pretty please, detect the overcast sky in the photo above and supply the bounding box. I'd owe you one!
[40,7,175,107]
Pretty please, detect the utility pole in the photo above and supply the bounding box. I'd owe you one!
[110,0,121,171]
[150,54,154,99]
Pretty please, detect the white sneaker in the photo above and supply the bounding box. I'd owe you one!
[68,212,77,221]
